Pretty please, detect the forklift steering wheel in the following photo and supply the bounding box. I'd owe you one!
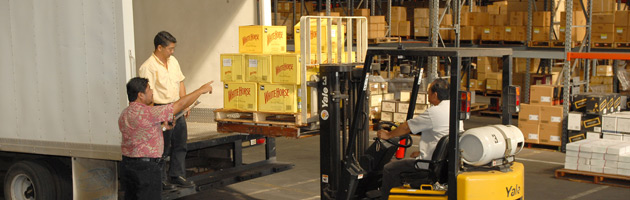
[375,121,413,148]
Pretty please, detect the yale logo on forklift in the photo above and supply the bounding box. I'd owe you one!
[321,76,329,120]
[506,184,521,198]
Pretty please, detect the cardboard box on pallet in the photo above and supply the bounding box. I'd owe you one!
[397,102,410,113]
[593,0,617,13]
[391,6,407,22]
[530,85,555,105]
[490,14,509,26]
[239,26,287,54]
[224,82,258,111]
[518,121,540,144]
[381,100,397,112]
[615,11,629,27]
[354,9,370,17]
[271,54,301,84]
[509,12,526,26]
[593,13,616,24]
[381,112,393,122]
[533,11,551,27]
[596,65,614,76]
[583,114,603,133]
[519,103,541,123]
[258,84,298,113]
[540,105,563,124]
[414,8,429,19]
[592,32,615,43]
[585,94,608,115]
[615,26,628,43]
[221,54,245,82]
[504,26,526,41]
[532,26,550,41]
[561,11,587,25]
[245,54,273,83]
[593,24,616,33]
[460,26,476,40]
[393,113,407,123]
[539,123,562,146]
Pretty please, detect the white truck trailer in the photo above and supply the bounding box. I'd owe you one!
[0,1,290,199]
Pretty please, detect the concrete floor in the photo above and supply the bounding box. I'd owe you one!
[182,114,630,200]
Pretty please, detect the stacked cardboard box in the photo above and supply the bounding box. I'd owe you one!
[369,16,387,39]
[369,81,390,120]
[518,85,565,145]
[391,6,411,37]
[592,13,616,44]
[532,11,551,41]
[565,139,630,176]
[567,93,628,143]
[273,1,316,35]
[614,11,629,44]
[590,65,615,93]
[380,91,431,123]
[413,8,430,37]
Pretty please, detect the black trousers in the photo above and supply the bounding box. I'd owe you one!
[162,111,188,179]
[121,159,162,200]
[380,158,418,200]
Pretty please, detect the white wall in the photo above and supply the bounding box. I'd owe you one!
[133,0,258,108]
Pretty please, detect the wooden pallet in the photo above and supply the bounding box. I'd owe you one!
[551,40,582,48]
[614,42,630,49]
[524,142,561,151]
[592,42,614,48]
[479,110,518,118]
[482,89,502,96]
[503,40,527,46]
[555,168,630,188]
[214,109,305,127]
[480,40,502,45]
[470,103,489,112]
[369,37,401,44]
[528,40,551,47]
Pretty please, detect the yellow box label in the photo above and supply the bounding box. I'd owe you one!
[239,26,287,54]
[220,54,245,82]
[245,54,273,83]
[258,84,298,113]
[271,54,301,84]
[223,83,257,111]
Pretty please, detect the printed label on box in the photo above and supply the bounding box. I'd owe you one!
[541,96,551,102]
[505,27,512,32]
[529,134,539,139]
[223,59,232,66]
[551,116,561,123]
[534,28,540,33]
[551,136,561,142]
[617,28,624,33]
[249,59,258,67]
[529,115,539,121]
[601,34,608,39]
[484,29,490,33]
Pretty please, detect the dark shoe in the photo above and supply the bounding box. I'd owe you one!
[170,176,195,188]
[162,181,176,190]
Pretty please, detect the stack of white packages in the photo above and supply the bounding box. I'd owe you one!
[565,139,630,176]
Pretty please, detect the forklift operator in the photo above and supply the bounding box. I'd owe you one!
[376,78,463,199]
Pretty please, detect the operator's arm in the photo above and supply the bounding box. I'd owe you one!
[173,81,213,114]
[377,122,411,140]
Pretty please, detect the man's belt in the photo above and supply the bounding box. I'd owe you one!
[122,156,161,163]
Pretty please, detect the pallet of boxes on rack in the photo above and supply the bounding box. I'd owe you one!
[589,0,623,48]
[273,1,316,39]
[217,25,315,132]
[378,90,431,126]
[391,6,411,39]
[518,84,565,147]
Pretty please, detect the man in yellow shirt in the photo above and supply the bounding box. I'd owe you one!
[139,31,193,189]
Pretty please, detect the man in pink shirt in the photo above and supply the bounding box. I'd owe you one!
[119,77,212,200]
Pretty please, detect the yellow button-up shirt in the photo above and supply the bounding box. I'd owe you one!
[139,53,185,104]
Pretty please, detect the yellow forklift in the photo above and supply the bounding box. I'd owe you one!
[317,47,524,200]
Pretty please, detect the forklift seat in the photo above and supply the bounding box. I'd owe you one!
[400,135,449,188]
